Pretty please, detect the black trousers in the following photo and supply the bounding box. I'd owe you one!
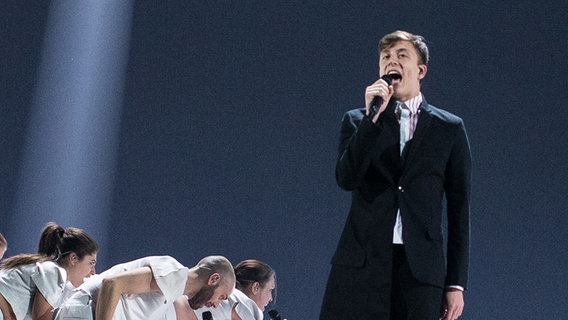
[390,244,444,320]
[319,245,443,320]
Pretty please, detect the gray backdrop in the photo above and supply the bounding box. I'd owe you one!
[1,1,566,319]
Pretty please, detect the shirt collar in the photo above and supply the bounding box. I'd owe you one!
[397,93,422,114]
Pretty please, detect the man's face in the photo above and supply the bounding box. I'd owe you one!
[379,40,425,101]
[187,281,234,309]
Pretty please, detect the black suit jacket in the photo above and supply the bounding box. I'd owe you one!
[328,96,471,301]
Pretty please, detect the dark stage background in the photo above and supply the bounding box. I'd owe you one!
[1,1,567,319]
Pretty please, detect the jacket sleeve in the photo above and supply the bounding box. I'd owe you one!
[335,110,382,190]
[444,119,472,289]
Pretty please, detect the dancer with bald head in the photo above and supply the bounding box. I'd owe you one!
[55,255,235,320]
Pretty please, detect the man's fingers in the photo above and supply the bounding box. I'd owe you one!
[444,306,463,320]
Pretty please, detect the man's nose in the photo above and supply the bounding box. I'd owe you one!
[387,58,399,66]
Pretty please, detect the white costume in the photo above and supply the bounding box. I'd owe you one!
[0,261,67,320]
[54,256,189,320]
[194,289,263,320]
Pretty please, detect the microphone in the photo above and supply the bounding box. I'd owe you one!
[268,309,282,320]
[369,74,393,118]
[202,311,213,320]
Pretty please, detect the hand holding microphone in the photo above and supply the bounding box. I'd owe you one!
[366,74,393,122]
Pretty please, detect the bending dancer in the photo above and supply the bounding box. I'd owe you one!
[55,255,235,320]
[320,30,471,320]
[36,223,98,302]
[0,222,99,320]
[178,259,277,320]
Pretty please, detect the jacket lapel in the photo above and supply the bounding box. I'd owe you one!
[401,99,433,168]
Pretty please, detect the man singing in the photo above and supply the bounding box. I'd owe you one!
[320,30,471,320]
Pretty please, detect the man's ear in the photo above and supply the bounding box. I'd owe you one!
[418,65,427,79]
[208,273,221,285]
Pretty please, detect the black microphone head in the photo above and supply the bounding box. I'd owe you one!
[268,309,281,320]
[202,311,213,320]
[380,74,393,85]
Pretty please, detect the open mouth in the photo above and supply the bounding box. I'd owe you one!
[388,72,402,81]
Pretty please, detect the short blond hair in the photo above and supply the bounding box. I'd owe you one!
[379,30,429,65]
